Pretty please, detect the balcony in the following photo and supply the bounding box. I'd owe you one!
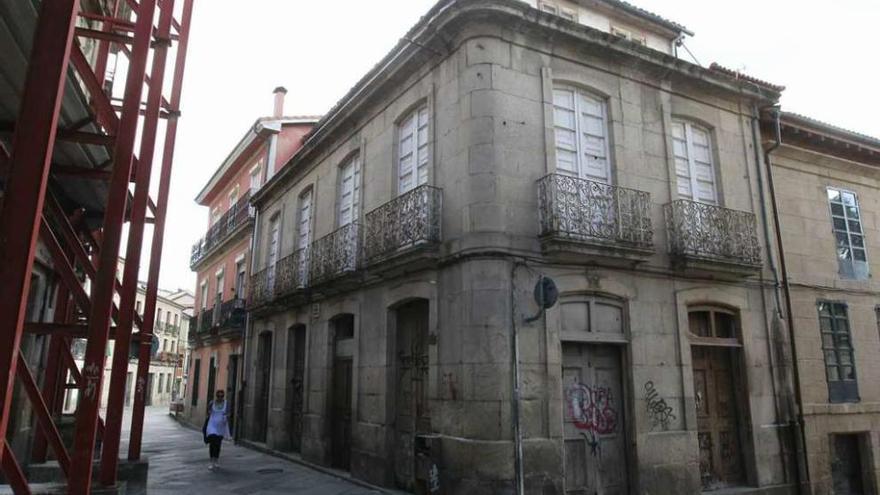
[190,191,254,268]
[364,185,442,271]
[537,174,654,265]
[309,223,362,287]
[664,199,761,276]
[193,299,246,342]
[276,248,310,297]
[248,267,273,310]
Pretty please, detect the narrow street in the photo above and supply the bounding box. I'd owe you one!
[125,407,381,495]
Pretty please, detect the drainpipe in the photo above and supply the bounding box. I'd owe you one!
[510,261,525,495]
[236,203,261,442]
[761,107,810,492]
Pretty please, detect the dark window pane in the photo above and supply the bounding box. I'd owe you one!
[689,311,711,337]
[848,219,862,233]
[827,366,839,381]
[840,366,856,380]
[824,350,838,365]
[853,249,867,262]
[830,203,844,216]
[714,312,735,338]
[832,218,847,231]
[832,304,847,317]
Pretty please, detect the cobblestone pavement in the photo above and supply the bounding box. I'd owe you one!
[126,407,382,495]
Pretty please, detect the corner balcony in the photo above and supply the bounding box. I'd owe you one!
[664,199,761,277]
[309,223,362,289]
[537,174,654,266]
[364,185,442,273]
[190,191,253,269]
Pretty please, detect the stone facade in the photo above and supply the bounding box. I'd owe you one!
[241,1,803,493]
[764,113,880,495]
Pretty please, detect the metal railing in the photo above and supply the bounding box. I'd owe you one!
[664,199,761,266]
[309,223,362,286]
[364,185,442,265]
[276,248,310,296]
[190,190,254,267]
[537,174,653,249]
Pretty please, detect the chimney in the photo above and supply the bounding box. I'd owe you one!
[272,86,287,118]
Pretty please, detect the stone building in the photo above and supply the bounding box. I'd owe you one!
[241,0,801,493]
[183,87,317,430]
[762,111,880,494]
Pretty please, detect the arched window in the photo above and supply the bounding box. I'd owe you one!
[337,156,360,227]
[672,121,717,204]
[552,86,612,183]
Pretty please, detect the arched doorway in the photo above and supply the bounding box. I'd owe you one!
[330,314,354,470]
[285,324,307,452]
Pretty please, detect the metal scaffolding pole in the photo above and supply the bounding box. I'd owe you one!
[67,1,159,493]
[129,0,195,461]
[0,0,80,476]
[99,0,175,486]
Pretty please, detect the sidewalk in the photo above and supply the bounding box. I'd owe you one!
[130,407,381,495]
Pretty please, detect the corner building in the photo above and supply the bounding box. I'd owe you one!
[243,0,799,493]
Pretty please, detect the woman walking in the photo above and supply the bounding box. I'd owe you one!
[204,389,231,470]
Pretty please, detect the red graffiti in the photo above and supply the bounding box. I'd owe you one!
[566,382,617,434]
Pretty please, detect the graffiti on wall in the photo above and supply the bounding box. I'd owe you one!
[567,381,618,456]
[644,380,676,430]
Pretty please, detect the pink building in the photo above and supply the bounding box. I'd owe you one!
[184,87,317,428]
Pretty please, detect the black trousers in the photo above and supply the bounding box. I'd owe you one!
[207,434,223,459]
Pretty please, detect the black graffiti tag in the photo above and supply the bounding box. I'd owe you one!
[644,381,676,430]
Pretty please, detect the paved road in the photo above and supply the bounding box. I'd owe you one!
[127,407,381,495]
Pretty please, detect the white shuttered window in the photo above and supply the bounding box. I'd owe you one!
[672,121,717,204]
[398,105,429,194]
[297,189,313,251]
[553,87,611,183]
[337,156,361,227]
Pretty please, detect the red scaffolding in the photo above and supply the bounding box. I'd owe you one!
[0,0,194,493]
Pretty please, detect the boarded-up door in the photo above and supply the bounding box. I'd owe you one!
[394,300,431,490]
[331,358,352,470]
[254,333,272,442]
[287,326,306,452]
[831,434,865,495]
[692,346,744,490]
[562,343,628,495]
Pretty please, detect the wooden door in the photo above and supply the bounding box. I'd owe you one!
[287,326,306,452]
[330,358,352,470]
[394,300,431,490]
[254,333,272,442]
[226,355,239,432]
[831,434,865,495]
[562,343,628,495]
[692,346,744,490]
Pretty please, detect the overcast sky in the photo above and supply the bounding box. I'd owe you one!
[144,0,880,292]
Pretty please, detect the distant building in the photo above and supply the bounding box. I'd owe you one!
[183,88,318,430]
[64,259,193,411]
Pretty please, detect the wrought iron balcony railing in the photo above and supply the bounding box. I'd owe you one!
[309,223,361,286]
[190,190,254,268]
[276,248,310,297]
[537,174,653,250]
[664,199,761,267]
[364,185,442,266]
[248,267,273,309]
[198,312,212,333]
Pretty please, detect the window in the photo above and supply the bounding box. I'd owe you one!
[337,156,361,227]
[827,188,868,279]
[817,301,859,403]
[611,25,647,45]
[166,375,172,393]
[228,185,239,210]
[158,374,164,395]
[297,189,313,252]
[398,105,429,194]
[210,207,220,226]
[250,164,262,193]
[235,258,247,299]
[135,300,142,315]
[266,217,280,289]
[553,86,611,183]
[156,308,162,326]
[539,1,577,21]
[163,339,168,352]
[688,306,740,343]
[672,121,717,204]
[199,282,208,311]
[191,359,201,406]
[174,314,179,327]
